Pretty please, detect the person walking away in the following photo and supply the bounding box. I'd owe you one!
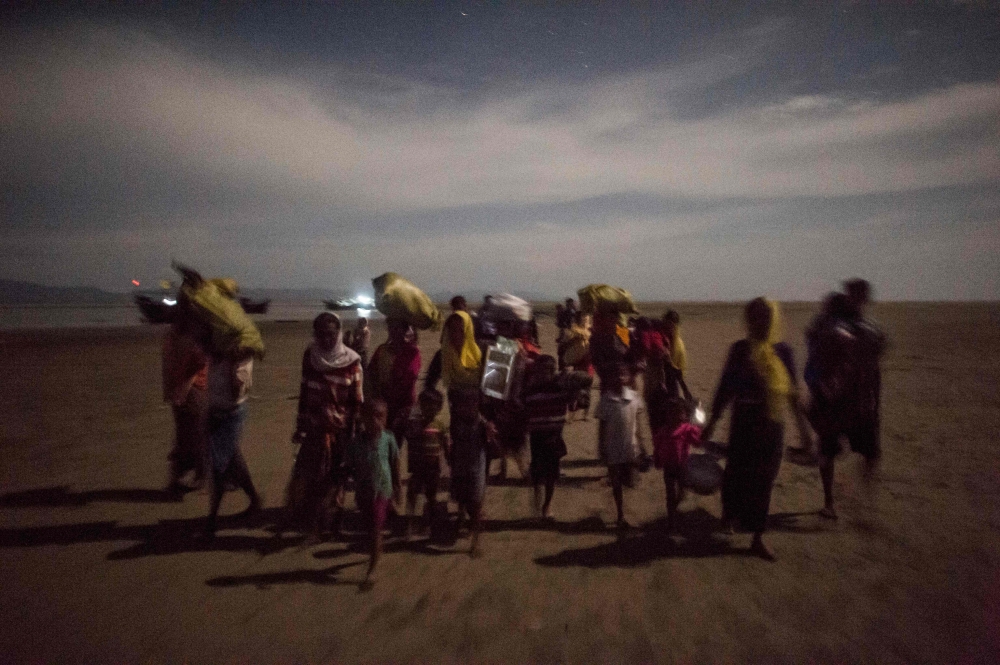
[348,317,371,369]
[595,364,649,529]
[203,347,261,539]
[556,298,577,346]
[365,317,421,449]
[643,310,696,532]
[347,399,401,591]
[590,310,632,394]
[702,298,813,560]
[162,302,210,497]
[285,312,363,540]
[524,355,591,519]
[441,310,487,557]
[402,389,450,537]
[559,311,594,419]
[811,279,887,520]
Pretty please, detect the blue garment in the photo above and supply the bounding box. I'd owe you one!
[347,429,399,503]
[208,403,247,473]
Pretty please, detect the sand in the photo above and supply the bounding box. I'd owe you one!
[1,302,999,663]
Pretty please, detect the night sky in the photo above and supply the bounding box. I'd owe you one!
[2,2,998,299]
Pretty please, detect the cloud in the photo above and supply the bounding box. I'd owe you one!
[0,20,998,298]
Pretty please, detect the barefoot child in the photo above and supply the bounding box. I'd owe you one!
[347,399,401,588]
[595,364,649,529]
[403,389,450,537]
[652,400,702,533]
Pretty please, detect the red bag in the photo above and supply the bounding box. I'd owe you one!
[653,423,702,474]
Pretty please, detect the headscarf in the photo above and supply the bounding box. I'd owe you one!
[668,331,687,374]
[441,310,482,388]
[309,313,361,371]
[748,299,792,422]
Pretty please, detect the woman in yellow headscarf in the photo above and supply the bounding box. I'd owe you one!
[703,298,812,561]
[441,310,486,557]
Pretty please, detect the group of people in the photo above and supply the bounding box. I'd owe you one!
[161,278,886,586]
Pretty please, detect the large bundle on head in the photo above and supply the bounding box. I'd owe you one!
[174,263,265,358]
[372,272,442,330]
[577,284,637,316]
[485,293,533,322]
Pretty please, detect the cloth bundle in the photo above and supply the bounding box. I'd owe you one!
[577,284,638,316]
[175,264,264,359]
[372,272,442,331]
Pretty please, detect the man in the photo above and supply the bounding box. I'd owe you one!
[204,348,262,538]
[809,278,887,519]
[556,298,577,345]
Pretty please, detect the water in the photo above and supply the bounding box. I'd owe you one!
[0,302,381,330]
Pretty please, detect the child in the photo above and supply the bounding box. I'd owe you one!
[349,317,371,369]
[347,399,401,590]
[403,389,451,538]
[595,364,649,529]
[524,355,591,519]
[652,400,702,533]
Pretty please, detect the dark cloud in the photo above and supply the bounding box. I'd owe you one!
[0,4,998,298]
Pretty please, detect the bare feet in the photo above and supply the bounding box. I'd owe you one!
[818,506,838,520]
[750,535,776,561]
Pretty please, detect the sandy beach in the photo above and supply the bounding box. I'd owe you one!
[1,302,999,663]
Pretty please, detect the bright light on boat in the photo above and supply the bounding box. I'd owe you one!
[162,298,177,306]
[355,294,374,306]
[356,308,371,317]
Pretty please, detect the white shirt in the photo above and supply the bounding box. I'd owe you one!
[596,387,644,465]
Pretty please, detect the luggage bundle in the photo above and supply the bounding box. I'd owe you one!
[577,284,637,316]
[372,272,442,330]
[174,263,265,359]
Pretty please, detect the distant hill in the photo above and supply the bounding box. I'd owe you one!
[0,280,130,305]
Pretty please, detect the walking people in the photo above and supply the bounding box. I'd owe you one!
[347,316,371,369]
[702,298,813,560]
[203,347,262,539]
[402,389,450,537]
[162,301,210,496]
[347,399,401,591]
[595,364,649,529]
[642,310,696,532]
[808,279,887,520]
[365,317,421,446]
[524,355,591,519]
[559,311,594,419]
[441,309,487,557]
[285,312,363,540]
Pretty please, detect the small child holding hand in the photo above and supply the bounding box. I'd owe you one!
[347,399,401,590]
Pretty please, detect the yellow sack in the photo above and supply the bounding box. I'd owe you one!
[577,284,637,316]
[175,265,264,359]
[372,272,442,331]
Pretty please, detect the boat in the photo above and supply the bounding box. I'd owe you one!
[324,298,360,311]
[239,297,270,314]
[134,294,176,324]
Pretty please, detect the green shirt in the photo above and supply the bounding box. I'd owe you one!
[348,430,399,499]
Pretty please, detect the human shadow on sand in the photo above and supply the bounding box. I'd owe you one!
[534,508,829,568]
[205,560,363,589]
[0,485,191,508]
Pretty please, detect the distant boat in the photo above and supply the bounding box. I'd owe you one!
[134,294,175,324]
[324,298,359,311]
[239,297,270,314]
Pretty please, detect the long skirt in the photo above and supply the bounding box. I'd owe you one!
[169,387,208,481]
[286,429,348,528]
[721,402,784,534]
[529,429,567,484]
[448,386,486,508]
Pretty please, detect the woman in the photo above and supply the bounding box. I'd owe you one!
[441,309,486,557]
[702,298,812,561]
[560,311,594,420]
[286,312,363,539]
[365,317,421,446]
[642,310,694,530]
